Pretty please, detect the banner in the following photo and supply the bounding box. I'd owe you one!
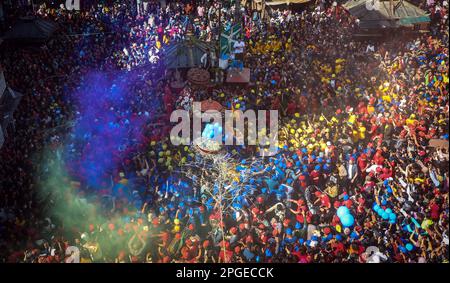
[220,23,242,56]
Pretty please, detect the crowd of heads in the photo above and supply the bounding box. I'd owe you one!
[0,0,448,263]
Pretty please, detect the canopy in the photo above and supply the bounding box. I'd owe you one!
[3,17,58,43]
[344,0,430,29]
[1,87,23,132]
[164,38,215,69]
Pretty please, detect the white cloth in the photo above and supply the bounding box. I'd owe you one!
[233,41,245,54]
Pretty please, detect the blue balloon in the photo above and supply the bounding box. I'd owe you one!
[389,219,396,224]
[406,243,413,251]
[377,209,385,216]
[337,206,350,218]
[382,212,389,220]
[373,204,381,211]
[385,208,393,214]
[389,213,396,220]
[341,214,355,227]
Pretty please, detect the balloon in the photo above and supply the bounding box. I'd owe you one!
[382,212,389,220]
[341,214,355,227]
[389,213,396,220]
[385,208,393,214]
[406,243,413,251]
[337,206,350,218]
[377,209,385,216]
[389,219,396,224]
[373,204,380,211]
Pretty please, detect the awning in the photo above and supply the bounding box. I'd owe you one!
[3,17,58,43]
[344,0,430,29]
[165,38,215,69]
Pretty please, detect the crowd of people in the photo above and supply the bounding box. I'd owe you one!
[0,0,448,263]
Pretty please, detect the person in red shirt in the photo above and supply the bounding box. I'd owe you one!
[429,198,441,221]
[286,101,297,116]
[218,241,233,263]
[373,150,385,165]
[314,191,331,209]
[357,153,369,178]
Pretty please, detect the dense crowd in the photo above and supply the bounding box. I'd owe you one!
[0,0,448,263]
